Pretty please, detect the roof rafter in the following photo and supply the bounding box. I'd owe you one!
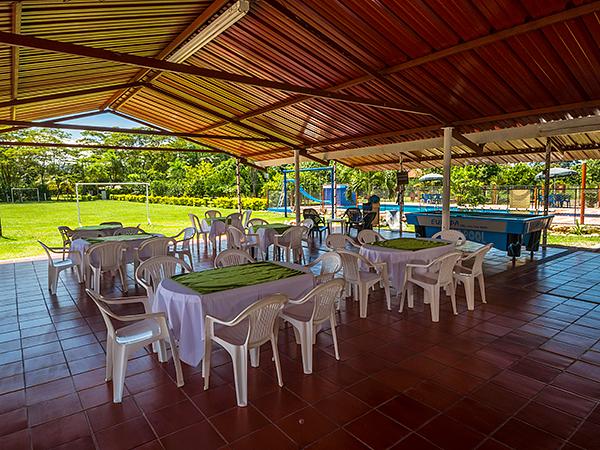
[0,110,104,134]
[190,1,600,136]
[0,119,274,142]
[9,2,21,120]
[451,130,484,155]
[0,31,431,115]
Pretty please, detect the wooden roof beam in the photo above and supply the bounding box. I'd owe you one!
[0,140,217,153]
[452,130,484,154]
[0,110,104,134]
[0,82,146,108]
[191,2,600,135]
[0,31,431,116]
[9,2,21,120]
[0,119,274,142]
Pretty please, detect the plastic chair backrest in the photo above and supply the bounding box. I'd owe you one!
[138,237,172,260]
[337,250,361,283]
[178,227,196,250]
[307,279,345,323]
[432,229,466,246]
[86,289,118,336]
[279,226,305,247]
[343,208,362,222]
[136,255,190,299]
[114,227,142,236]
[86,241,127,269]
[214,249,255,268]
[469,243,493,276]
[38,241,59,267]
[248,218,268,227]
[357,229,384,245]
[242,209,252,227]
[303,208,319,217]
[325,233,351,250]
[227,213,243,229]
[189,213,201,231]
[58,226,74,244]
[100,221,122,226]
[226,225,244,250]
[243,294,286,347]
[312,252,342,280]
[435,252,463,285]
[361,212,377,229]
[205,210,221,219]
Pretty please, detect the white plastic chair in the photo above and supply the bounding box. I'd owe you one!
[325,233,359,251]
[214,249,256,268]
[58,226,74,256]
[136,237,173,263]
[85,241,128,295]
[337,250,391,318]
[432,229,467,246]
[273,226,306,264]
[227,213,244,229]
[171,227,196,270]
[225,225,261,259]
[205,210,222,219]
[281,279,345,374]
[399,252,463,322]
[114,226,144,236]
[203,294,287,407]
[247,218,268,229]
[39,241,80,294]
[357,229,386,245]
[242,209,252,227]
[136,255,192,312]
[454,243,493,310]
[86,289,184,403]
[100,221,123,227]
[189,213,208,255]
[305,252,342,284]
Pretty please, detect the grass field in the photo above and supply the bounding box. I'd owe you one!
[0,201,598,261]
[0,200,286,260]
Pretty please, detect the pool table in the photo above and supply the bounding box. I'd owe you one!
[405,211,554,258]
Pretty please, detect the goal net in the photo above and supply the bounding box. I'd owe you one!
[11,187,40,203]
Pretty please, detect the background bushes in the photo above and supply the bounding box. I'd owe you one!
[111,194,268,210]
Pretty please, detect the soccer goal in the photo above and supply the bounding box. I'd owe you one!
[75,182,151,226]
[11,187,40,203]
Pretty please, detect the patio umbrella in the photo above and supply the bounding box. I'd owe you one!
[535,167,577,180]
[418,173,443,182]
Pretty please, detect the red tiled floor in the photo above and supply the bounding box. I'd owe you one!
[1,244,600,449]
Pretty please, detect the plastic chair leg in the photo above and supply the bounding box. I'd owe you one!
[330,314,340,360]
[271,337,283,387]
[249,347,260,368]
[48,267,57,294]
[429,288,440,322]
[169,334,185,388]
[156,340,168,363]
[407,283,414,308]
[299,322,313,374]
[464,278,475,310]
[359,283,368,318]
[449,283,458,315]
[477,274,487,303]
[118,267,128,294]
[382,276,391,311]
[231,346,249,407]
[105,338,113,381]
[203,337,212,389]
[112,344,128,403]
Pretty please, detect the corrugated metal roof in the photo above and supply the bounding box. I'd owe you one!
[0,0,598,168]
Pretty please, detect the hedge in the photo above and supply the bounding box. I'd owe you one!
[111,194,268,210]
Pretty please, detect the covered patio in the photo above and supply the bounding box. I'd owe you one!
[1,1,599,449]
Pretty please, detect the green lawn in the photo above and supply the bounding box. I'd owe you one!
[0,200,286,260]
[546,234,600,248]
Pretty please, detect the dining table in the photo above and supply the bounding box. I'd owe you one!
[359,237,456,292]
[74,224,122,237]
[250,223,291,258]
[153,261,314,366]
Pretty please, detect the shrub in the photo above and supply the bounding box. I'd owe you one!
[111,194,267,210]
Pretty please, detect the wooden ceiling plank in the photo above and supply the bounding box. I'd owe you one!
[10,1,21,120]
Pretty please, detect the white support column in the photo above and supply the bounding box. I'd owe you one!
[332,162,337,219]
[542,139,552,246]
[294,149,301,224]
[236,158,242,213]
[75,183,81,226]
[442,127,453,231]
[145,183,151,225]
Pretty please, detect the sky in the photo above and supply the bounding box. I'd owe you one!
[57,112,143,140]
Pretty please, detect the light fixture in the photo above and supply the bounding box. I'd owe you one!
[167,0,251,63]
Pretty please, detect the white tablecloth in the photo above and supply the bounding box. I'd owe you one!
[153,263,314,366]
[70,235,158,273]
[74,227,119,238]
[359,239,455,291]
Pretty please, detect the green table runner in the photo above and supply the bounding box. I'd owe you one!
[172,261,305,295]
[205,217,226,225]
[372,238,449,251]
[257,223,291,234]
[86,233,156,244]
[76,224,120,231]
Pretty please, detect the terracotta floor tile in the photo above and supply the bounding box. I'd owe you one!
[345,377,398,407]
[491,369,545,397]
[160,421,225,450]
[516,401,582,439]
[85,396,141,432]
[314,390,371,426]
[419,414,485,450]
[133,382,187,413]
[526,349,574,370]
[569,420,600,449]
[94,416,156,450]
[230,424,298,450]
[52,436,96,450]
[345,410,409,450]
[0,390,25,415]
[317,362,367,387]
[470,383,529,415]
[429,366,485,395]
[535,385,595,418]
[251,387,307,421]
[307,429,369,450]
[567,360,600,381]
[551,372,600,399]
[276,406,337,447]
[25,377,76,406]
[0,429,31,450]
[211,404,270,443]
[30,412,90,450]
[285,374,340,404]
[371,366,422,391]
[146,399,204,437]
[0,407,27,437]
[446,397,508,434]
[510,358,562,383]
[390,433,439,450]
[27,392,82,427]
[493,418,564,450]
[405,380,461,411]
[190,383,238,417]
[377,394,437,430]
